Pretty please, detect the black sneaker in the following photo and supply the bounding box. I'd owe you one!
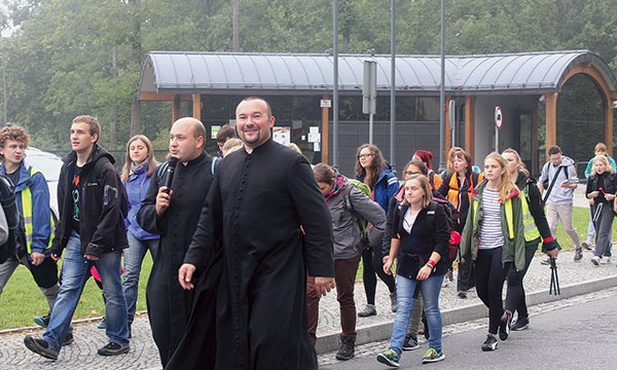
[498,310,512,341]
[481,334,498,351]
[33,314,50,329]
[24,336,58,360]
[457,291,467,299]
[62,331,74,346]
[582,241,593,250]
[402,334,419,351]
[97,342,130,356]
[335,338,355,361]
[574,248,583,261]
[511,316,529,331]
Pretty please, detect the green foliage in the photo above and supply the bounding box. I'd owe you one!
[0,0,615,149]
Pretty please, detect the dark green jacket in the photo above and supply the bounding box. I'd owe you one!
[459,180,526,271]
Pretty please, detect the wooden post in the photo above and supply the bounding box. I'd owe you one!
[172,95,181,123]
[545,93,558,150]
[605,99,613,157]
[192,94,202,120]
[444,96,452,162]
[321,95,330,164]
[464,96,475,159]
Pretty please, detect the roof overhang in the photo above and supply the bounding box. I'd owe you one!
[139,50,617,100]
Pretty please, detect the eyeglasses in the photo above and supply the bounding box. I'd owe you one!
[358,153,373,159]
[404,171,421,176]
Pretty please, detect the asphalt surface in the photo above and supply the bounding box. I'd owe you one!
[0,185,613,369]
[319,287,617,370]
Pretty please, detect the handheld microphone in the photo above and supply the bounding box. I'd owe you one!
[163,157,178,194]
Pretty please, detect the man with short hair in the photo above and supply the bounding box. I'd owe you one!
[538,145,582,261]
[176,97,334,369]
[0,125,71,343]
[137,117,218,367]
[24,115,130,360]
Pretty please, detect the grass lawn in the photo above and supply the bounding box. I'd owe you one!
[0,253,152,330]
[0,206,613,330]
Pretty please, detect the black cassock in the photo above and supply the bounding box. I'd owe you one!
[171,139,334,370]
[137,151,216,367]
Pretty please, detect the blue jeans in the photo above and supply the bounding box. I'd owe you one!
[44,232,129,351]
[123,233,159,325]
[389,274,444,356]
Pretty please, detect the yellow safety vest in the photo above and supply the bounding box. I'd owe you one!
[22,167,55,253]
[519,185,541,243]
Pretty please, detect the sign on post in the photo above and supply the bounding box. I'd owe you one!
[362,61,377,114]
[495,106,503,129]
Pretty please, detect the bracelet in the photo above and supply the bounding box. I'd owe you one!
[543,236,555,243]
[426,260,436,268]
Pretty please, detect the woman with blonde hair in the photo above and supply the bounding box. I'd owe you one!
[355,143,399,317]
[459,152,525,351]
[121,134,159,335]
[587,154,616,265]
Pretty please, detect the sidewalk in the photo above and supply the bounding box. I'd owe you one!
[2,250,615,370]
[0,185,609,369]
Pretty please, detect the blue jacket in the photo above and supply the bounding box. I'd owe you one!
[123,164,159,241]
[0,161,52,257]
[358,165,399,215]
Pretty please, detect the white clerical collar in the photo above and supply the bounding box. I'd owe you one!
[244,148,254,154]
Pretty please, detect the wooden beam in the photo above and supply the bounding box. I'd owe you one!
[545,93,558,151]
[464,96,475,159]
[172,95,181,123]
[139,91,177,101]
[192,94,202,120]
[321,95,330,164]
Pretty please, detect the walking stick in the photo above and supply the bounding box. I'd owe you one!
[549,257,560,295]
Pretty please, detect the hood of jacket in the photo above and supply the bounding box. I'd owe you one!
[62,144,115,169]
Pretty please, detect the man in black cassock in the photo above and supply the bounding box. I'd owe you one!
[176,97,335,370]
[137,117,218,367]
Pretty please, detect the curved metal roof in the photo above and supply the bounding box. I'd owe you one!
[139,50,617,97]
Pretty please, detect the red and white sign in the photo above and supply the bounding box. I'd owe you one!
[495,106,503,129]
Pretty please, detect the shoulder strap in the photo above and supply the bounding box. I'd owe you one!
[343,185,368,236]
[542,166,566,204]
[425,201,437,232]
[157,161,170,181]
[211,156,218,177]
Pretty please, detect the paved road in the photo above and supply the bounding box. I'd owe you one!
[319,287,617,370]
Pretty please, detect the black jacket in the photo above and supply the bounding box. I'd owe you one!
[389,201,450,278]
[51,144,128,258]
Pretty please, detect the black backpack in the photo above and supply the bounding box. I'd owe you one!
[0,175,19,264]
[425,196,459,264]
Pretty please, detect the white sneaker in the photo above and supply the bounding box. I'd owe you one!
[600,257,611,265]
[591,255,601,266]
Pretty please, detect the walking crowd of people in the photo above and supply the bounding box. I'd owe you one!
[0,96,610,369]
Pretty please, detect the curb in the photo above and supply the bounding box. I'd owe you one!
[314,274,617,355]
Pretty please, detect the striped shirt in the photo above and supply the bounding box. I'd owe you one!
[478,188,504,249]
